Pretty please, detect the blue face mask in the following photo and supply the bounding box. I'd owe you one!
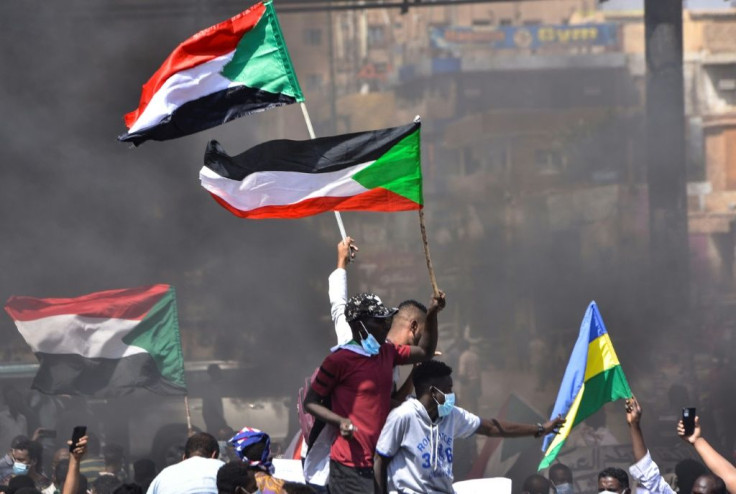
[12,461,29,475]
[554,483,574,494]
[433,388,456,417]
[358,322,381,356]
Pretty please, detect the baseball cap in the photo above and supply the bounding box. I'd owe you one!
[345,293,398,323]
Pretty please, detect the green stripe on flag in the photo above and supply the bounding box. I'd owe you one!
[221,0,303,101]
[571,366,631,429]
[122,288,186,389]
[352,129,422,205]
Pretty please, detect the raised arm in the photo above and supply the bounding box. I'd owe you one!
[626,397,675,494]
[679,416,736,492]
[406,291,445,364]
[626,397,647,462]
[303,387,355,440]
[476,415,564,437]
[330,237,358,346]
[62,435,87,494]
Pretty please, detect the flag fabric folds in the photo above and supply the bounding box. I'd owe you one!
[538,301,631,470]
[119,0,303,146]
[200,121,423,219]
[4,285,187,397]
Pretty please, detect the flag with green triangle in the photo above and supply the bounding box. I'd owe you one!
[119,0,303,146]
[200,120,423,219]
[4,285,187,397]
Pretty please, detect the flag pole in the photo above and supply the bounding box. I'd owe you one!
[418,208,440,298]
[184,395,193,434]
[299,102,348,240]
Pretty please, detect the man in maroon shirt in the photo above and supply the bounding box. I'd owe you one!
[304,290,444,494]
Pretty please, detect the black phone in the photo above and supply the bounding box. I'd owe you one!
[682,407,696,436]
[69,426,87,452]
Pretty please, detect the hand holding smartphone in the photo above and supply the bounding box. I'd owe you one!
[682,407,696,436]
[69,426,87,452]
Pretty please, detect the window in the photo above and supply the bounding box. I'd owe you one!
[304,28,322,46]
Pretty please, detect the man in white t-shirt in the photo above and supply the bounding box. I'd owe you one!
[147,432,223,494]
[375,360,564,494]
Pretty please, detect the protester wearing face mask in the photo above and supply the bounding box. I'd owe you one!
[303,291,445,494]
[548,463,574,494]
[0,437,52,491]
[598,467,631,494]
[374,360,565,494]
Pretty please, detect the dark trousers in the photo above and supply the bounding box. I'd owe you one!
[328,459,375,494]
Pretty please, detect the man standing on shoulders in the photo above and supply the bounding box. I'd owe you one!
[147,432,223,494]
[375,360,564,494]
[304,285,445,494]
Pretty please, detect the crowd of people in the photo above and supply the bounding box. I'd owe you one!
[2,237,736,493]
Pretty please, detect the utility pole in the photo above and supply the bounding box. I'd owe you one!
[644,0,689,313]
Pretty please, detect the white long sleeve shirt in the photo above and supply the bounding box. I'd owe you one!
[628,450,676,494]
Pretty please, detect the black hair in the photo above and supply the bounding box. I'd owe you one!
[216,461,254,494]
[184,432,219,459]
[412,360,453,395]
[112,484,144,494]
[242,438,268,462]
[521,474,552,494]
[549,462,573,483]
[675,458,707,493]
[76,474,88,494]
[598,467,629,488]
[10,436,30,452]
[7,475,35,492]
[92,475,123,494]
[398,300,427,314]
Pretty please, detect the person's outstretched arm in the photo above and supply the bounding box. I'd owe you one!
[679,416,736,492]
[626,397,675,494]
[406,292,445,364]
[330,237,358,346]
[476,415,564,437]
[62,435,87,494]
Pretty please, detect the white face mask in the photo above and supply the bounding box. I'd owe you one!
[554,482,574,494]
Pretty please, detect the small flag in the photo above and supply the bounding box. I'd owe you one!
[4,285,187,397]
[119,0,303,146]
[538,301,631,470]
[200,121,423,219]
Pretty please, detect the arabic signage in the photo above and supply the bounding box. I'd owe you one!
[430,23,619,51]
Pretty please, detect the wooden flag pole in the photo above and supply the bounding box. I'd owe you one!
[418,208,440,298]
[299,102,348,240]
[184,395,193,434]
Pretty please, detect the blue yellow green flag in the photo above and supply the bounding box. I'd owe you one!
[538,301,631,469]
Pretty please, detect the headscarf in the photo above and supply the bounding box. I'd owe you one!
[229,427,273,474]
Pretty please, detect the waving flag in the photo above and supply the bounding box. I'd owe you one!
[538,301,631,469]
[200,121,423,219]
[119,0,303,146]
[4,285,186,397]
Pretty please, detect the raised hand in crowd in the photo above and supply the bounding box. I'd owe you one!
[62,435,87,494]
[336,237,358,269]
[678,415,736,493]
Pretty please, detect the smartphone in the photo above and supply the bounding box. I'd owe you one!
[69,426,87,452]
[39,429,57,439]
[682,407,696,436]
